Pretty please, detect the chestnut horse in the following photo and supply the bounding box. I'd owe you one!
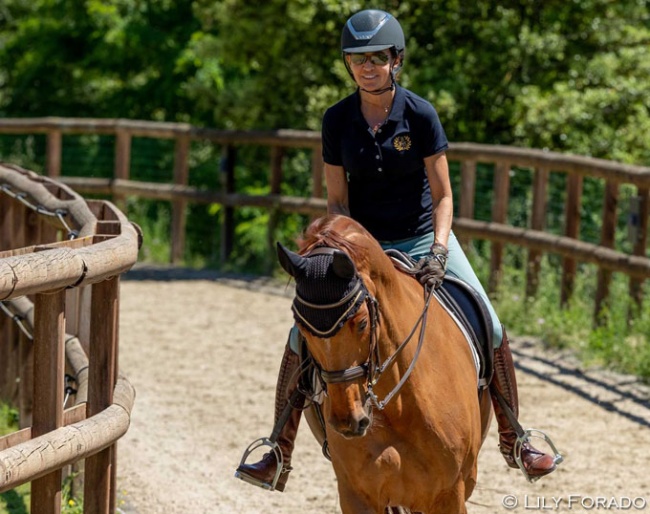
[277,215,492,514]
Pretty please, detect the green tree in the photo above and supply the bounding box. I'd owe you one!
[1,0,649,165]
[0,0,202,122]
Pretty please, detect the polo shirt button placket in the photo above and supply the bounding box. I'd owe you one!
[374,141,383,172]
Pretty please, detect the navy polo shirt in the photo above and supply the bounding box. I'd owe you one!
[322,85,448,242]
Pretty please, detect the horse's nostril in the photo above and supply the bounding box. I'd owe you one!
[358,415,370,432]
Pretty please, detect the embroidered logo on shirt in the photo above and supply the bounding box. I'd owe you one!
[393,135,412,152]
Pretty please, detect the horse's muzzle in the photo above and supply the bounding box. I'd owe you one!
[329,397,373,438]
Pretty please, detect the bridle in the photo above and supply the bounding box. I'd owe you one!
[293,247,435,411]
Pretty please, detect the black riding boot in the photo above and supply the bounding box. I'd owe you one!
[490,330,558,479]
[235,343,305,492]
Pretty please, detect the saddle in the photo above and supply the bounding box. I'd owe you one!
[385,249,494,388]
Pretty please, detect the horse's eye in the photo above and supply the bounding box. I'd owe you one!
[358,319,368,332]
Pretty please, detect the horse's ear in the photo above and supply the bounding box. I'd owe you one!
[276,242,306,277]
[332,251,356,280]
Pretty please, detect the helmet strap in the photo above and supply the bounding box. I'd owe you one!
[359,75,396,96]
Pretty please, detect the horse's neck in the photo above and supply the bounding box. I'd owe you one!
[374,279,450,389]
[375,279,431,365]
[376,275,426,344]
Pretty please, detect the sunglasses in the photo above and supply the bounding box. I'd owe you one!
[348,52,391,66]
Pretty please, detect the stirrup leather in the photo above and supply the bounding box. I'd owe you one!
[513,428,564,483]
[235,437,288,491]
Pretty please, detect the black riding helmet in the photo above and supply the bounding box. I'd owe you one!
[341,9,405,54]
[341,10,405,94]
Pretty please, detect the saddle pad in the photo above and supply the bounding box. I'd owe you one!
[435,276,494,386]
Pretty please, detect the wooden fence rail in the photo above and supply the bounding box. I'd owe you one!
[0,162,140,514]
[0,117,648,319]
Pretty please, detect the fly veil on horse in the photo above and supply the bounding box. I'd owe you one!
[277,215,493,514]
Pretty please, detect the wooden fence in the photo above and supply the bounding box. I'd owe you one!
[0,117,649,320]
[0,162,140,513]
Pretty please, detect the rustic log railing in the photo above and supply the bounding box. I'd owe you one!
[0,162,140,513]
[0,117,648,318]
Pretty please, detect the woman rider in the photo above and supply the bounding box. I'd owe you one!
[235,8,559,493]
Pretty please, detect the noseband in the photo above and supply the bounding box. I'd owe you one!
[293,246,434,411]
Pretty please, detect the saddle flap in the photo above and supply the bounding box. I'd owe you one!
[437,276,494,385]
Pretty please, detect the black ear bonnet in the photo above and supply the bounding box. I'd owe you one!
[277,244,367,337]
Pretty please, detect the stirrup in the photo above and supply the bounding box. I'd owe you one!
[513,428,564,483]
[234,437,285,491]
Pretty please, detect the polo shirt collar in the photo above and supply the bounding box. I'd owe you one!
[352,84,406,125]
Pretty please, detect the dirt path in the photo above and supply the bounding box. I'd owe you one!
[115,266,650,514]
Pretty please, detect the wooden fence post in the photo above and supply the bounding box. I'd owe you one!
[31,290,66,514]
[220,145,236,263]
[561,173,583,305]
[594,181,619,322]
[267,146,285,274]
[114,128,132,211]
[84,276,119,514]
[489,161,511,294]
[458,159,477,248]
[171,134,190,264]
[311,144,324,200]
[46,129,62,178]
[0,313,12,404]
[18,329,33,430]
[526,166,550,297]
[19,210,41,428]
[629,187,649,316]
[0,197,15,402]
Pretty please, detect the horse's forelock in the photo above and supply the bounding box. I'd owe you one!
[297,215,367,264]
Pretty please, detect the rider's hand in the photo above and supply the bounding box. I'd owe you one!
[413,243,448,289]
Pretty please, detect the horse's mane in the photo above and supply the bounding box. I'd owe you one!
[297,215,412,283]
[297,215,367,263]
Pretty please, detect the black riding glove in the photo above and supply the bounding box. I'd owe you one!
[412,243,448,289]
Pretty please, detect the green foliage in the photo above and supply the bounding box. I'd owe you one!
[0,0,202,122]
[0,403,28,514]
[488,249,650,383]
[0,486,29,514]
[0,473,83,514]
[126,198,172,264]
[2,0,649,159]
[0,403,19,436]
[61,475,83,514]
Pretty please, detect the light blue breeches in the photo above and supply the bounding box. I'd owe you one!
[379,230,504,347]
[288,230,504,354]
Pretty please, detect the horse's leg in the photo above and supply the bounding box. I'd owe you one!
[427,483,467,514]
[337,481,376,514]
[463,448,480,500]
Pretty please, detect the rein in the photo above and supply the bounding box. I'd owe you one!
[295,246,435,411]
[367,287,434,410]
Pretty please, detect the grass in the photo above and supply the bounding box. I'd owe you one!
[0,478,82,514]
[481,249,650,383]
[0,405,30,514]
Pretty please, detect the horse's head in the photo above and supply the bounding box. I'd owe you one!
[277,219,379,438]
